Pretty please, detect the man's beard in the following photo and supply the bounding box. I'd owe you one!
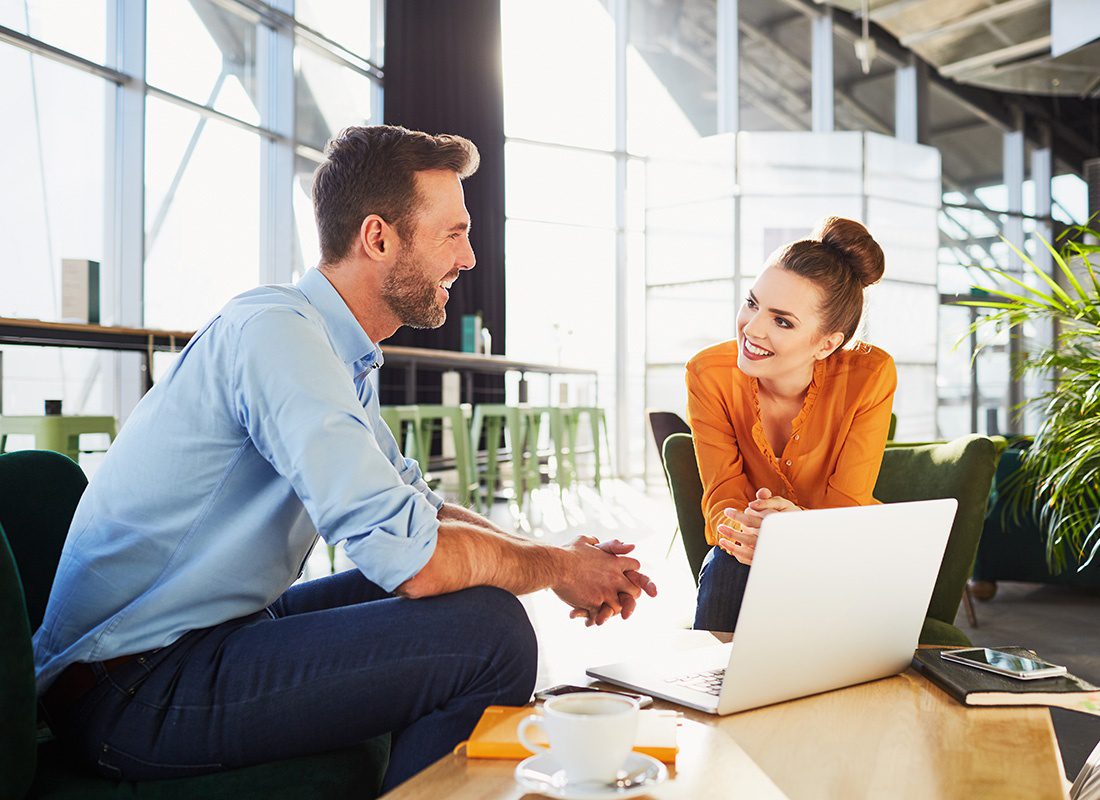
[380,247,448,329]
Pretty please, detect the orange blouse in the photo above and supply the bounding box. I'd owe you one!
[685,340,897,546]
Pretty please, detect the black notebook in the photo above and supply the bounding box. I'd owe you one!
[911,647,1100,716]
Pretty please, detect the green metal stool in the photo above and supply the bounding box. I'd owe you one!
[414,404,480,510]
[0,415,117,464]
[525,407,577,493]
[565,406,612,490]
[379,405,428,469]
[470,404,528,509]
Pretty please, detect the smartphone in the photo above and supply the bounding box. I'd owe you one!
[940,648,1067,680]
[534,683,653,708]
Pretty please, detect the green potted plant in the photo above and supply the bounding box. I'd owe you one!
[964,224,1100,574]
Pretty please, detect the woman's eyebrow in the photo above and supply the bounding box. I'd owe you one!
[749,290,801,322]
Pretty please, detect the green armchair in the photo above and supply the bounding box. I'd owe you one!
[0,450,390,800]
[662,433,999,647]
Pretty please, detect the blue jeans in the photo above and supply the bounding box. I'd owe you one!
[54,570,538,792]
[693,545,752,633]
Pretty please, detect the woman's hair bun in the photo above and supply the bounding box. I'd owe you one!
[813,216,884,288]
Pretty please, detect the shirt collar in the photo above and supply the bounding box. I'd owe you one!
[296,267,384,372]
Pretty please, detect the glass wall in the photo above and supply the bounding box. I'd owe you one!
[501,0,718,479]
[937,164,1089,439]
[646,131,942,462]
[502,1,1086,477]
[0,0,383,424]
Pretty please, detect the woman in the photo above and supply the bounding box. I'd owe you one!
[687,216,896,632]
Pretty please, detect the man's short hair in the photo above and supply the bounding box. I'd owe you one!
[312,125,480,264]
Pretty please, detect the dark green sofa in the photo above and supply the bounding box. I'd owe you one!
[972,445,1100,593]
[0,450,390,800]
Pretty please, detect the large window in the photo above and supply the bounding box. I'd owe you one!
[0,0,383,422]
[502,0,718,479]
[0,38,110,418]
[143,98,261,330]
[937,165,1089,439]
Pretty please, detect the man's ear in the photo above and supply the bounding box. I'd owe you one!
[815,331,845,360]
[358,214,394,261]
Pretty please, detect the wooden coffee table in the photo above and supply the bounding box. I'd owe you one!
[381,633,1068,800]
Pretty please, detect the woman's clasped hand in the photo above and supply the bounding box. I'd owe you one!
[716,487,803,565]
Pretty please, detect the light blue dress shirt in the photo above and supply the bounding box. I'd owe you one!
[33,268,443,693]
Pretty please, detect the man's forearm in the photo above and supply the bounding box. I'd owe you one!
[438,502,516,538]
[396,521,562,599]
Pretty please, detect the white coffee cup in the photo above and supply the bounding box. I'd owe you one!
[517,692,639,784]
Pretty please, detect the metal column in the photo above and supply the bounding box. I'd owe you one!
[894,54,928,143]
[1028,125,1053,433]
[811,7,835,133]
[1086,158,1100,223]
[613,0,629,478]
[717,0,739,135]
[1003,111,1026,434]
[259,0,296,286]
[104,0,146,422]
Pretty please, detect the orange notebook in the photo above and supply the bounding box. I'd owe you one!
[457,705,679,763]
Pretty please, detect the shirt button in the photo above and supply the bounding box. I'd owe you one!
[785,459,792,467]
[793,434,800,441]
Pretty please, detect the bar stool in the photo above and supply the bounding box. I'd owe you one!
[0,415,117,464]
[379,405,428,469]
[414,404,480,510]
[470,404,527,509]
[565,406,612,490]
[525,407,577,493]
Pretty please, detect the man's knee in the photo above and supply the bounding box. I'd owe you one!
[453,587,537,699]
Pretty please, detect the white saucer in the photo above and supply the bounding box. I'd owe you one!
[514,751,668,800]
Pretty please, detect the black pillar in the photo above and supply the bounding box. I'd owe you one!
[383,0,506,361]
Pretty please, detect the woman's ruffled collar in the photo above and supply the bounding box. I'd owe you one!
[747,356,827,462]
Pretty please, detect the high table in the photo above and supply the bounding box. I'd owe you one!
[0,317,192,392]
[0,318,597,402]
[381,633,1068,800]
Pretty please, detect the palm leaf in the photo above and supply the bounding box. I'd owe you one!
[971,224,1100,573]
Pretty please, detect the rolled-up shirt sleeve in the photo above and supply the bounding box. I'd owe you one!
[232,308,438,591]
[366,372,445,510]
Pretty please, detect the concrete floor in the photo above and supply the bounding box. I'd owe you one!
[956,582,1100,781]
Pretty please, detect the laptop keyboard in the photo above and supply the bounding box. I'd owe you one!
[667,667,726,696]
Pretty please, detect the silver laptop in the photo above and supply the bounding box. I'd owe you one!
[587,498,958,715]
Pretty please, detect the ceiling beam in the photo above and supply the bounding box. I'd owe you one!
[862,0,927,23]
[824,0,1090,177]
[739,79,807,131]
[738,17,894,134]
[746,2,1093,177]
[900,0,1048,48]
[741,59,811,122]
[929,118,991,138]
[761,11,805,36]
[939,35,1052,80]
[836,68,897,95]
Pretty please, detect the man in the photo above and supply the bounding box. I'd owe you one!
[33,125,656,791]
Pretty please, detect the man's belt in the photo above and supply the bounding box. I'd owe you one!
[41,651,148,721]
